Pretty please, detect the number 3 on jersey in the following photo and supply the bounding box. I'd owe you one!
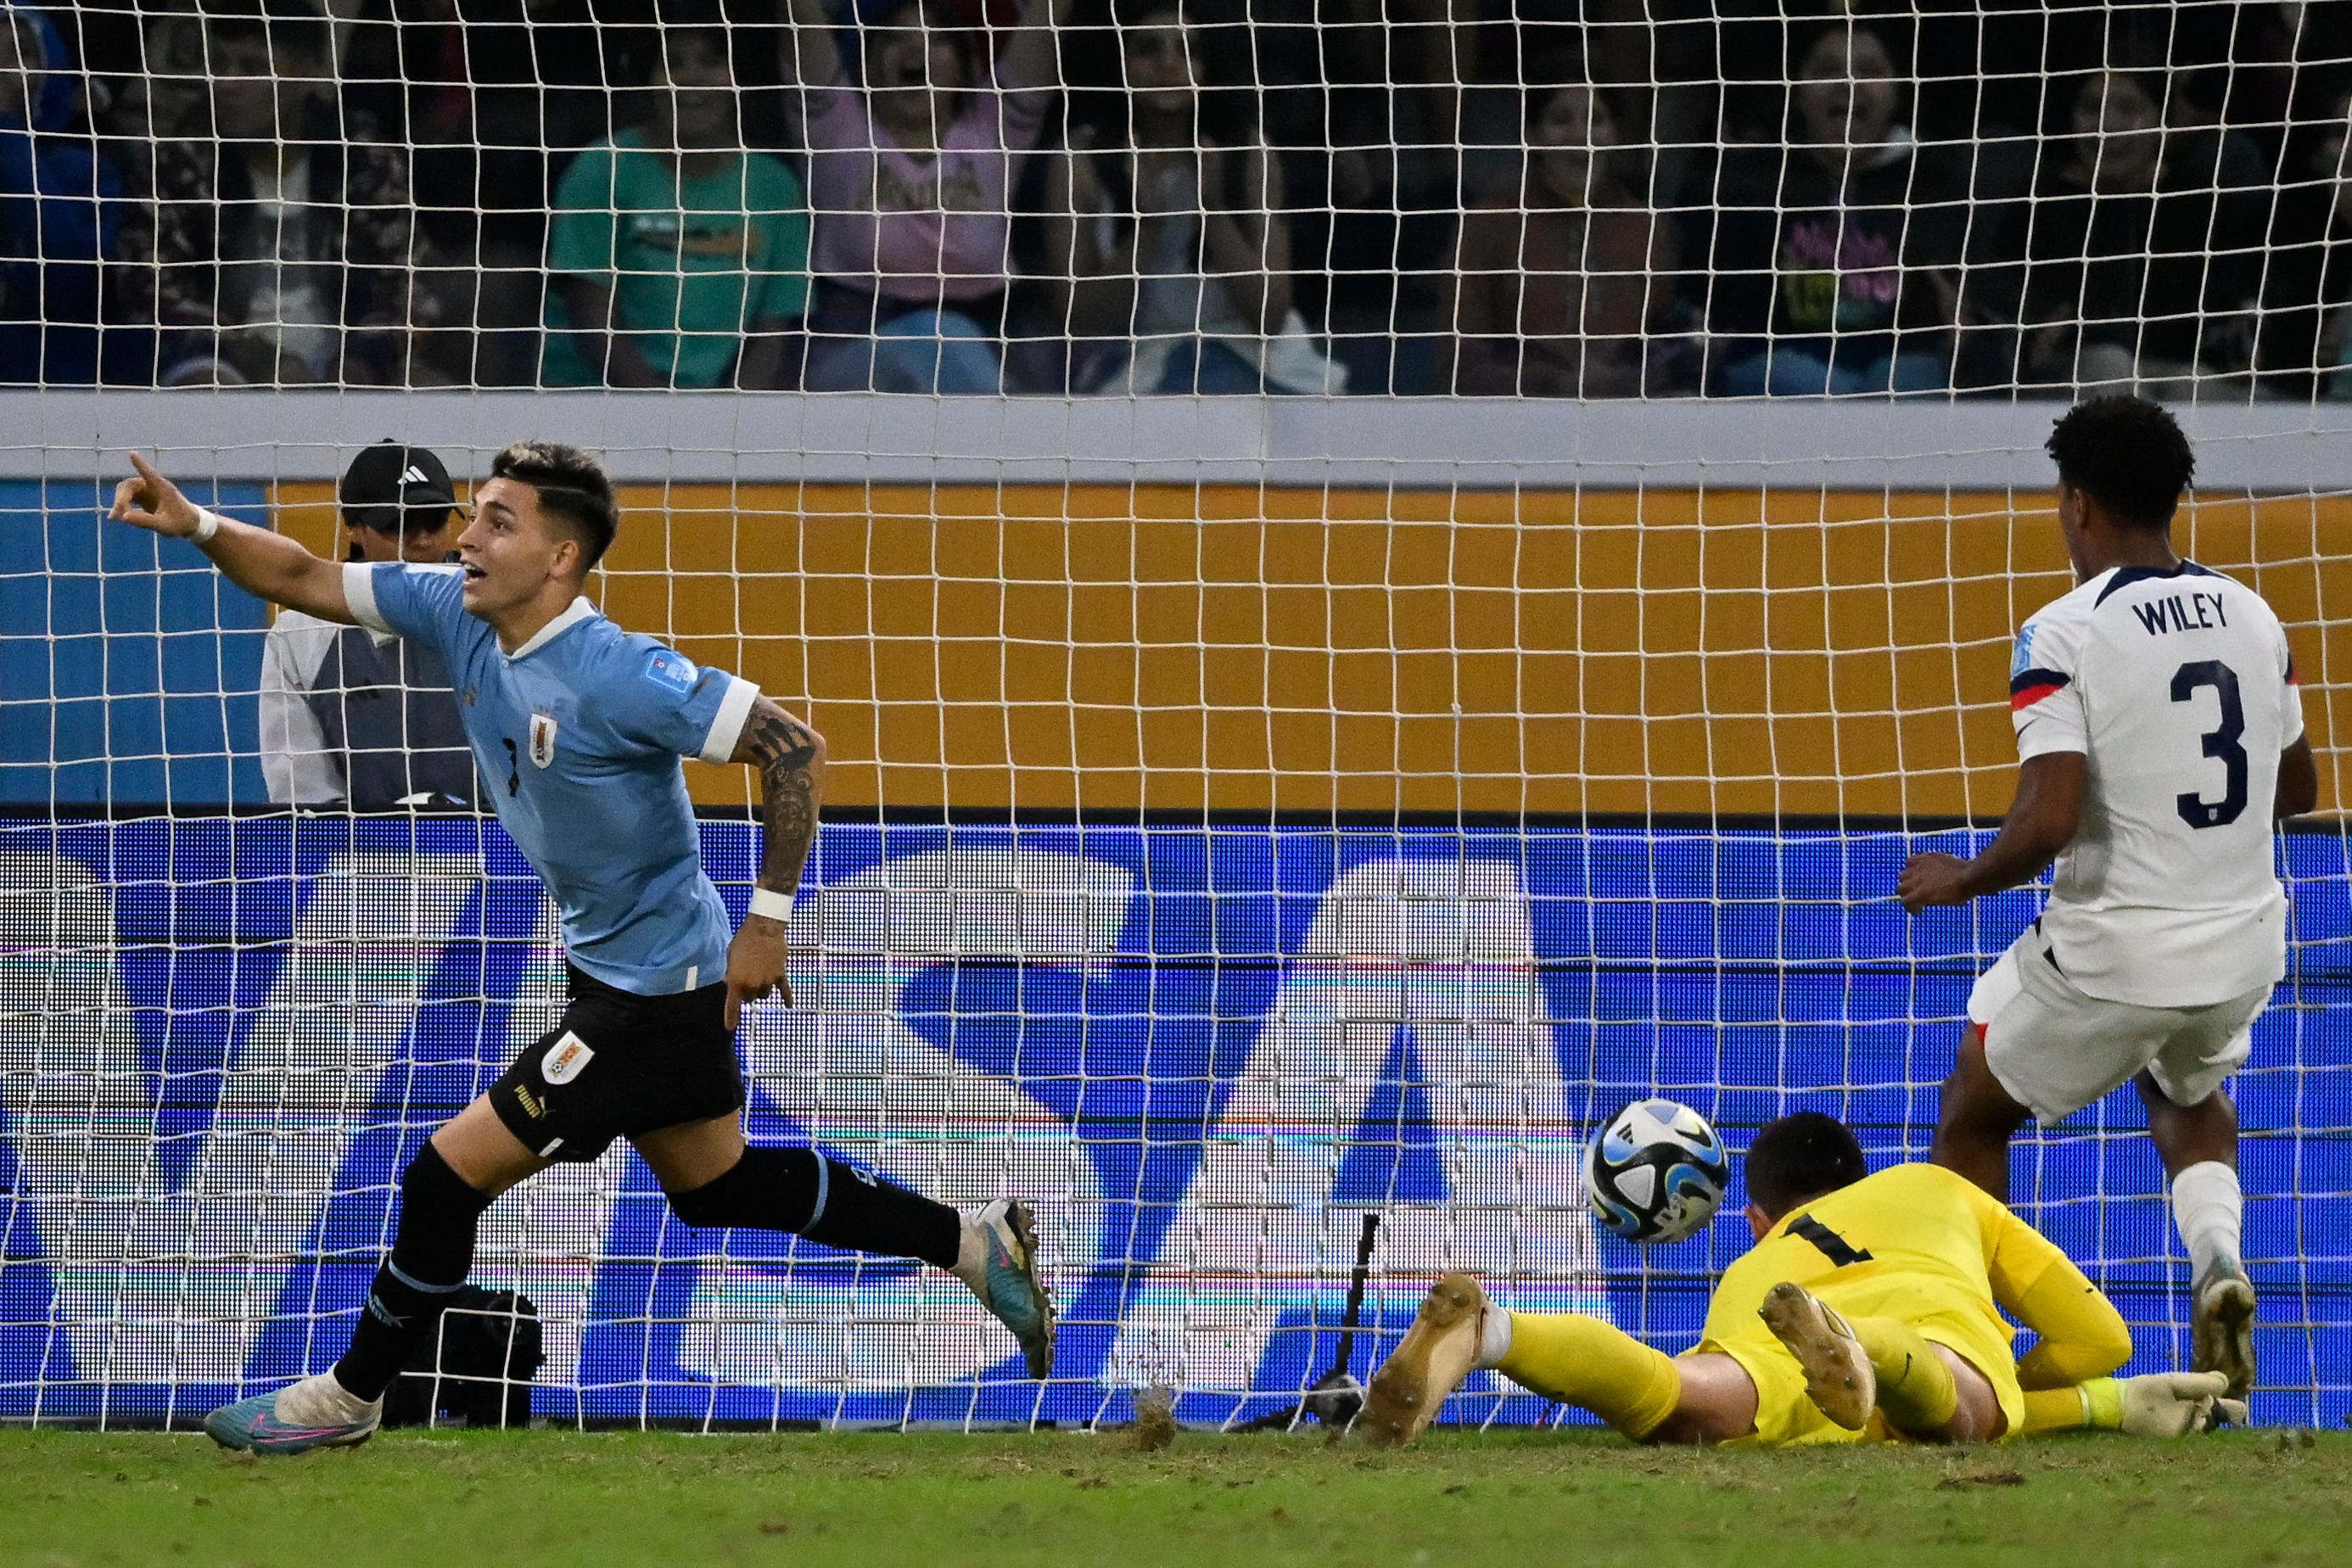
[2170,659,2248,829]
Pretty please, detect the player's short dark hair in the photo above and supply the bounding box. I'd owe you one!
[2045,395,2196,530]
[1744,1112,1868,1218]
[490,440,619,572]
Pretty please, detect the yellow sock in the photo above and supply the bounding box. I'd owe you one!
[1495,1312,1681,1439]
[1843,1315,1959,1435]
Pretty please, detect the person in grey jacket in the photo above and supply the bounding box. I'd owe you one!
[258,441,479,809]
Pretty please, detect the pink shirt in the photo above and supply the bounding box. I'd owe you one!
[798,76,1048,303]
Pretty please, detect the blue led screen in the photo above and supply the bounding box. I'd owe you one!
[1,817,2344,1428]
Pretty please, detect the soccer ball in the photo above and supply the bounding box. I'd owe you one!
[1585,1098,1731,1244]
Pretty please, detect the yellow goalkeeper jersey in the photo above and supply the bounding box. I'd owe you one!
[1694,1161,2123,1444]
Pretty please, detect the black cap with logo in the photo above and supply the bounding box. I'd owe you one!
[339,440,460,535]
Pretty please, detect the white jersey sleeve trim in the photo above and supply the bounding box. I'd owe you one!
[698,676,761,764]
[2009,595,2092,760]
[342,563,390,634]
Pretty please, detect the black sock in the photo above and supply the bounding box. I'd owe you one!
[333,1142,495,1402]
[668,1145,961,1271]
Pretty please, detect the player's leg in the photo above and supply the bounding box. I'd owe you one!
[1936,931,2166,1202]
[1932,940,2039,1201]
[1930,1027,2032,1203]
[1363,1275,1716,1447]
[2138,988,2268,1398]
[1928,1346,2007,1441]
[639,1115,1056,1378]
[1759,1283,2000,1440]
[204,1096,548,1455]
[1759,1283,2009,1441]
[1640,1355,1761,1446]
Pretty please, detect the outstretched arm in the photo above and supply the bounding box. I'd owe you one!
[721,695,828,1028]
[110,453,353,623]
[2019,1371,2245,1437]
[1897,751,2086,911]
[1985,1202,2133,1392]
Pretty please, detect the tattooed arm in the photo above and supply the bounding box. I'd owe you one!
[723,695,827,1028]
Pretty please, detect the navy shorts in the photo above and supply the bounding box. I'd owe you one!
[489,963,745,1162]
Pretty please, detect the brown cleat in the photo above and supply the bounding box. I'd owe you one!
[1758,1280,1875,1431]
[2191,1261,2257,1403]
[1360,1273,1487,1448]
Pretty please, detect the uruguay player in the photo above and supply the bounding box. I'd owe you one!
[111,444,1055,1454]
[1898,397,2320,1402]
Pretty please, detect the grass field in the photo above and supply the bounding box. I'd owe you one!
[3,1427,2347,1568]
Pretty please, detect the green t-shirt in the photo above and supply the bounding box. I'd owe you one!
[543,131,811,388]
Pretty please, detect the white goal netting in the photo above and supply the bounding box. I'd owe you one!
[0,1,2346,1430]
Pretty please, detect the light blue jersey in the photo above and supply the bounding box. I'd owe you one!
[345,563,759,995]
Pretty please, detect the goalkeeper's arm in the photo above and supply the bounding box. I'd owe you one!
[110,452,355,624]
[2019,1373,2247,1437]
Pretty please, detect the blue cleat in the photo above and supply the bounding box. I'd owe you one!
[966,1197,1056,1378]
[204,1373,382,1456]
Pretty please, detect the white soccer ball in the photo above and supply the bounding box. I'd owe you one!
[1585,1098,1731,1244]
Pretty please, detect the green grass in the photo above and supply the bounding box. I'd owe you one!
[2,1427,2347,1568]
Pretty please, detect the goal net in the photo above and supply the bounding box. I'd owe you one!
[0,2,2347,1431]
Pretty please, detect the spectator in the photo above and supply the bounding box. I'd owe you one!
[1044,1,1340,395]
[340,0,619,386]
[1695,25,1967,396]
[112,0,432,386]
[260,443,479,810]
[341,2,614,258]
[0,2,120,385]
[2016,70,2271,399]
[1444,82,1677,397]
[2255,90,2352,400]
[542,27,811,389]
[783,0,1067,394]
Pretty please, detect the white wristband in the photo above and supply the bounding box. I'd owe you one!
[748,888,794,923]
[190,508,221,545]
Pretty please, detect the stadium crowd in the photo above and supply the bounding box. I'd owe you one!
[4,0,2351,395]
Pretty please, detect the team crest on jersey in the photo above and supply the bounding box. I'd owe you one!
[644,649,698,695]
[2009,623,2037,678]
[529,713,558,768]
[540,1030,595,1085]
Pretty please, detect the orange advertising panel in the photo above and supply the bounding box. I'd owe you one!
[273,484,2345,818]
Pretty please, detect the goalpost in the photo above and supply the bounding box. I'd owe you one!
[0,6,2347,1431]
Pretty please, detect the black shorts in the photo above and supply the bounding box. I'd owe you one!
[489,963,745,1162]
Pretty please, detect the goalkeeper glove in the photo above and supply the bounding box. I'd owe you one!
[2025,1372,2249,1436]
[2108,1372,2248,1436]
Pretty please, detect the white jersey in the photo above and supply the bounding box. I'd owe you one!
[2008,561,2304,1007]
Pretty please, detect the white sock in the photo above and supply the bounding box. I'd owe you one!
[951,1210,989,1290]
[2171,1161,2243,1282]
[277,1369,379,1425]
[1475,1303,1515,1371]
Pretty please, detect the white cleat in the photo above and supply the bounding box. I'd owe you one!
[1361,1274,1487,1449]
[1758,1280,1875,1431]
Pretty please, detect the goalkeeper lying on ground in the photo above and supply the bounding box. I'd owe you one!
[1364,1112,2244,1448]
